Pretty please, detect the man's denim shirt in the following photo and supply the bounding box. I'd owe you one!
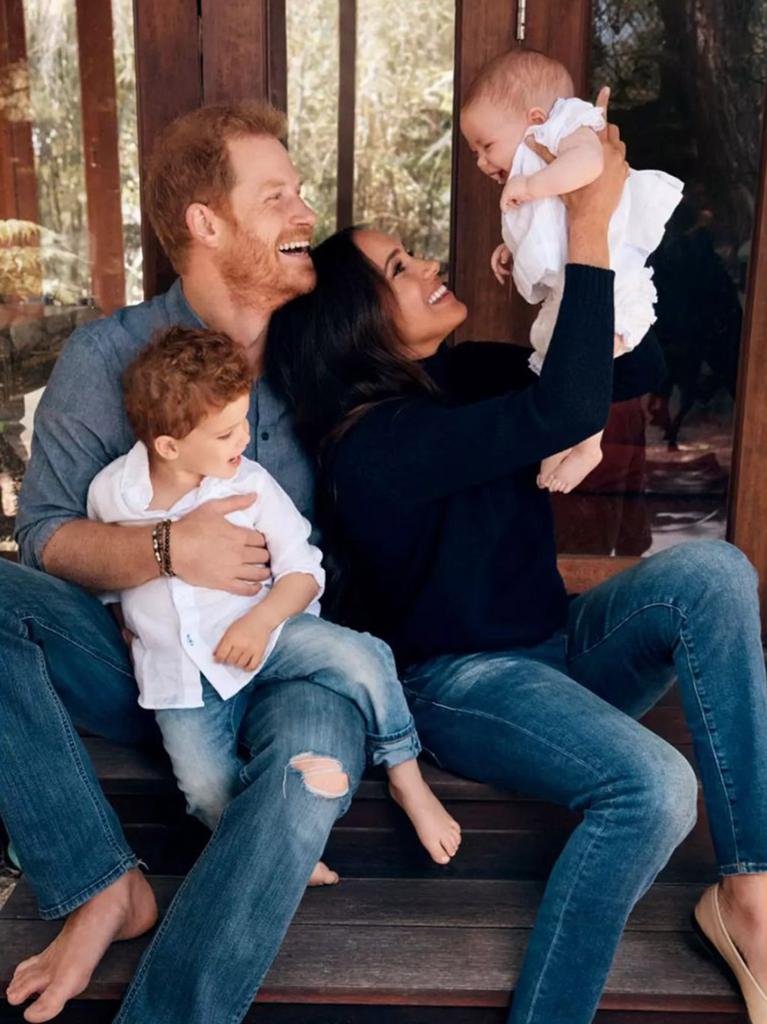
[16,279,316,571]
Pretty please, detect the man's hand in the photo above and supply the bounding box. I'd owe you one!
[213,610,272,671]
[171,493,271,596]
[500,174,537,211]
[490,243,512,285]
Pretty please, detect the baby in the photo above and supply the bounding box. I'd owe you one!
[87,325,461,870]
[460,48,683,493]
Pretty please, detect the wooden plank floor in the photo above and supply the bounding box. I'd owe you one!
[0,879,745,1013]
[0,686,747,1022]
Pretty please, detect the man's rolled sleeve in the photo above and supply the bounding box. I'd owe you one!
[15,325,129,571]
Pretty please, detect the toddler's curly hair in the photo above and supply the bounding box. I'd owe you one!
[124,326,252,446]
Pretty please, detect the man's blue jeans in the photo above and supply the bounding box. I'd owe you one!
[0,558,367,1024]
[403,540,767,1024]
[155,613,420,830]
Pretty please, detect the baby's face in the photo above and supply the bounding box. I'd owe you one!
[460,98,530,184]
[173,393,251,480]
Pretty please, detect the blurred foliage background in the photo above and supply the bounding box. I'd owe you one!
[287,0,455,258]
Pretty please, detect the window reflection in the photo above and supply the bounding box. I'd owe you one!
[554,0,767,556]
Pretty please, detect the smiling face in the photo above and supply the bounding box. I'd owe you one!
[156,392,252,480]
[460,97,530,184]
[209,135,318,311]
[353,229,468,360]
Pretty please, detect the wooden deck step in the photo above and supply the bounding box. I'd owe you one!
[0,878,746,1021]
[81,733,718,883]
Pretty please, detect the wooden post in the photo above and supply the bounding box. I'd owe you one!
[0,0,40,301]
[0,0,38,224]
[336,0,356,231]
[133,0,202,299]
[729,83,767,628]
[75,0,125,314]
[450,0,592,344]
[200,0,287,107]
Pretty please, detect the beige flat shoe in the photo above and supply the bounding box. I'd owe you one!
[694,882,767,1023]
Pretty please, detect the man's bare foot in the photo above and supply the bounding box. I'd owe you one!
[5,868,157,1023]
[308,861,339,887]
[718,875,767,992]
[388,761,461,866]
[542,444,603,494]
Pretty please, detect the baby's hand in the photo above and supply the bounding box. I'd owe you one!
[213,611,273,671]
[490,244,512,285]
[501,174,537,211]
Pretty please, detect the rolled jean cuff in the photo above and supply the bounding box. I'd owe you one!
[366,719,422,769]
[37,854,141,920]
[718,861,767,877]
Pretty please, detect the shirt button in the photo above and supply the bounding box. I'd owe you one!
[260,431,270,441]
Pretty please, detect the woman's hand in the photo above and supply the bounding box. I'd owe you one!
[525,86,628,268]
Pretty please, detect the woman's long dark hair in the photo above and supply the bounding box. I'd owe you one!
[266,227,442,623]
[266,226,440,461]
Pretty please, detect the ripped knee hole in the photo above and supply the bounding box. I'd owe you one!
[288,753,349,798]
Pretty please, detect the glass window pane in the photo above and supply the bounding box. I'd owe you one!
[354,0,455,262]
[554,0,767,557]
[286,0,339,243]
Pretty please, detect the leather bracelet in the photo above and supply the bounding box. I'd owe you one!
[151,519,175,577]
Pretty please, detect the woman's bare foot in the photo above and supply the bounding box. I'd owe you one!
[718,874,767,991]
[5,868,157,1023]
[388,760,461,865]
[308,861,339,887]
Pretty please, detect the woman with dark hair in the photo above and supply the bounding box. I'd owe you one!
[267,126,767,1024]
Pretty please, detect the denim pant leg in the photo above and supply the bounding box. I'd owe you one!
[0,559,149,918]
[154,678,253,831]
[566,539,767,874]
[114,681,366,1024]
[259,614,420,768]
[403,644,698,1024]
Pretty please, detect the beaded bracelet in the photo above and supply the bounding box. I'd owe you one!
[151,519,175,577]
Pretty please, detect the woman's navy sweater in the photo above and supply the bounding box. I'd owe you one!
[327,265,664,665]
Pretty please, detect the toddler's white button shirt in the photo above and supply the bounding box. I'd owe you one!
[87,442,324,710]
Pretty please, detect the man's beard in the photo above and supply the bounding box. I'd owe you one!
[218,222,315,311]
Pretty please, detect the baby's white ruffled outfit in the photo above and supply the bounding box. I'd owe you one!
[501,97,683,373]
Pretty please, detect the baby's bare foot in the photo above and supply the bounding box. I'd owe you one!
[388,762,461,866]
[308,861,339,887]
[544,445,603,494]
[6,868,157,1023]
[538,450,571,490]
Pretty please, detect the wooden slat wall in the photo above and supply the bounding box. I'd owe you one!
[75,0,125,314]
[133,0,202,300]
[200,0,287,107]
[729,83,767,626]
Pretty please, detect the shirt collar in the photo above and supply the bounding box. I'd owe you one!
[121,441,156,512]
[164,278,207,330]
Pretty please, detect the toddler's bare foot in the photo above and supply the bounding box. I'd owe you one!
[537,450,571,490]
[544,444,603,494]
[6,868,157,1023]
[308,860,339,887]
[388,761,461,866]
